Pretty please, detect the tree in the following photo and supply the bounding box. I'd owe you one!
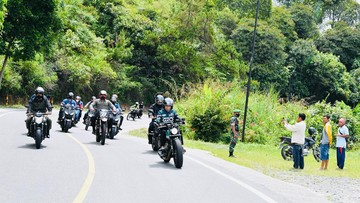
[216,0,272,19]
[0,0,6,29]
[316,22,360,71]
[0,0,61,90]
[231,18,289,93]
[289,4,319,39]
[288,39,353,103]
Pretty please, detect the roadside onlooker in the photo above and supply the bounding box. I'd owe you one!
[229,109,241,157]
[283,113,306,169]
[336,118,349,170]
[320,115,332,170]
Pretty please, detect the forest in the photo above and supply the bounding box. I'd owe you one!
[0,0,359,105]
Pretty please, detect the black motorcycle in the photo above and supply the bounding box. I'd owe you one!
[156,119,185,169]
[95,109,110,145]
[108,110,122,139]
[28,112,49,149]
[126,109,137,121]
[279,127,320,162]
[59,104,75,132]
[84,110,95,131]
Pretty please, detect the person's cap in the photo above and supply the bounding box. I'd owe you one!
[233,109,241,113]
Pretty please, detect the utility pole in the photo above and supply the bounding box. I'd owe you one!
[241,0,260,142]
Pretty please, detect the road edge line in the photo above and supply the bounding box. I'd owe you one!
[186,156,277,203]
[66,133,95,203]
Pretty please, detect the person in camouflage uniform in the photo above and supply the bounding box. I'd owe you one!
[229,109,241,157]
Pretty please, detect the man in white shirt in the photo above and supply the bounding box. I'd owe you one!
[336,118,349,170]
[283,113,306,169]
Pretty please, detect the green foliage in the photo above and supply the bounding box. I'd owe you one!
[316,22,360,71]
[289,4,319,39]
[176,81,360,150]
[231,18,289,93]
[0,0,6,29]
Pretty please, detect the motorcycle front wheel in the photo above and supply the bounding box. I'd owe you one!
[281,145,293,161]
[109,126,116,139]
[101,122,106,145]
[173,138,183,169]
[126,114,131,120]
[151,136,160,151]
[35,128,42,149]
[313,145,321,162]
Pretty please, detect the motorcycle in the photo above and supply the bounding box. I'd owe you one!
[156,119,185,169]
[95,109,110,145]
[84,110,95,131]
[28,112,49,149]
[59,104,75,132]
[108,110,122,139]
[137,108,143,118]
[126,109,137,121]
[279,127,320,162]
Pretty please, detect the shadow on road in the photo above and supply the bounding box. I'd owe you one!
[149,161,179,170]
[142,150,157,155]
[18,143,47,150]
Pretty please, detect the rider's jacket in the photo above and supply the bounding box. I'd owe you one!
[75,100,83,109]
[28,94,52,113]
[155,109,179,125]
[149,103,163,118]
[61,99,76,107]
[112,102,122,112]
[89,99,116,111]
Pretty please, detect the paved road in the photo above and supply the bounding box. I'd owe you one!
[0,108,329,203]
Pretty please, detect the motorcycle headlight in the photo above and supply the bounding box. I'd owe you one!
[170,128,178,135]
[35,116,43,124]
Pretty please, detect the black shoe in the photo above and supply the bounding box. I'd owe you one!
[148,140,152,144]
[46,134,50,138]
[92,130,95,135]
[27,132,31,137]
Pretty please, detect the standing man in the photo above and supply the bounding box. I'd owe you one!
[336,118,349,170]
[283,113,306,169]
[229,109,241,157]
[320,115,332,170]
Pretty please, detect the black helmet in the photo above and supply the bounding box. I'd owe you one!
[308,127,316,135]
[68,92,74,99]
[155,95,164,104]
[35,87,45,95]
[164,97,174,107]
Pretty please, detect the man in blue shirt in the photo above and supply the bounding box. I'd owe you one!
[57,92,76,123]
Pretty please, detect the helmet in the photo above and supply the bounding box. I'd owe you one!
[91,96,96,100]
[76,96,81,100]
[164,97,174,107]
[112,94,118,99]
[111,96,117,102]
[136,102,139,105]
[308,127,316,135]
[99,90,107,96]
[68,92,74,99]
[155,95,164,104]
[233,109,241,113]
[35,87,45,95]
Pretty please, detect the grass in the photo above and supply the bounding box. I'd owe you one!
[129,128,360,179]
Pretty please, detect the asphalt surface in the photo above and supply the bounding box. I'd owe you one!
[0,108,330,203]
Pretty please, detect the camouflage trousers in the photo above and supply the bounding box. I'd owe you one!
[229,133,239,153]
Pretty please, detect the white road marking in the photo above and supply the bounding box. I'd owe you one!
[186,156,277,203]
[66,133,95,203]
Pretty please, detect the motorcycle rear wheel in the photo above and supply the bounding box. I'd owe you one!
[281,145,293,161]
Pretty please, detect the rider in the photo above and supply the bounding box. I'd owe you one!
[130,102,140,111]
[26,87,52,137]
[83,96,96,124]
[57,92,76,123]
[75,96,83,123]
[89,90,117,134]
[155,97,183,156]
[110,94,124,130]
[147,94,164,144]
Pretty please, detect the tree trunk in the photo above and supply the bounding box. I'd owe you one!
[0,38,14,90]
[0,54,10,90]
